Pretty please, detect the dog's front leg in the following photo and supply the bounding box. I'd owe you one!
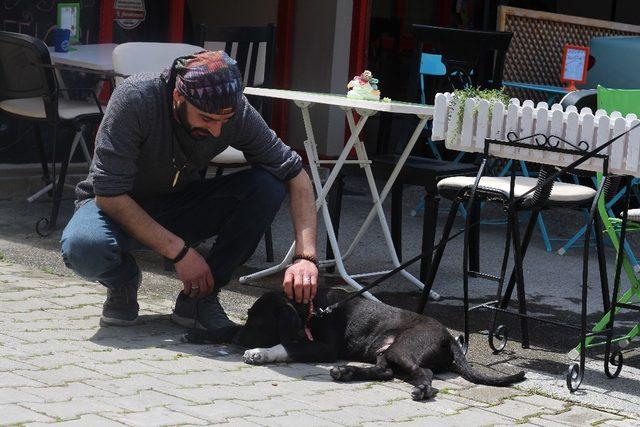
[243,344,292,365]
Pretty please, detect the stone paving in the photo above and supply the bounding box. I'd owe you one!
[1,260,639,426]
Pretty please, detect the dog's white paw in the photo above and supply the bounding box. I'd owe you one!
[243,348,268,364]
[243,344,291,365]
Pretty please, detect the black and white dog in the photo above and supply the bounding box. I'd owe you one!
[190,288,525,400]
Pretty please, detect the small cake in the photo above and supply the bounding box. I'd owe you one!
[347,70,381,101]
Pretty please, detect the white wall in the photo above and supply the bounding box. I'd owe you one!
[287,0,353,156]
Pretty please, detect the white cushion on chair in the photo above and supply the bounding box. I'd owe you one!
[625,209,640,222]
[211,146,247,164]
[0,97,101,120]
[437,176,596,204]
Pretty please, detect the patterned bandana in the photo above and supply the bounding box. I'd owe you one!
[173,50,243,114]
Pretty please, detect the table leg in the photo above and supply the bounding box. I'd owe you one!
[325,173,344,273]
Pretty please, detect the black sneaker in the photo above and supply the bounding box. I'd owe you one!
[100,276,140,326]
[171,291,237,331]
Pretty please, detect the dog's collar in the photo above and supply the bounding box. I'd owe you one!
[304,301,314,341]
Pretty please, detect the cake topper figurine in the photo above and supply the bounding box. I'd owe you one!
[347,70,381,101]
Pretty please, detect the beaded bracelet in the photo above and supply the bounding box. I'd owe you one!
[292,253,319,267]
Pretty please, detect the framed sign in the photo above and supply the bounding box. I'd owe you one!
[57,3,80,43]
[561,44,590,85]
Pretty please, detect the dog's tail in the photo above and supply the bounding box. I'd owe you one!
[450,338,525,386]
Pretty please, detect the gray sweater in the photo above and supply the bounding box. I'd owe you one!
[75,72,302,207]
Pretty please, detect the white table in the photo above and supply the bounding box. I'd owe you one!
[48,43,117,74]
[239,87,437,301]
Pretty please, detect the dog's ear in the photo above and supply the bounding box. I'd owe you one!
[278,301,305,344]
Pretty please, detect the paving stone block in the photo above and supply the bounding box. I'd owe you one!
[212,418,264,426]
[139,356,230,374]
[44,285,105,297]
[86,374,183,396]
[5,310,59,322]
[27,413,122,427]
[167,401,260,424]
[23,398,124,420]
[486,398,556,421]
[3,328,96,343]
[0,357,38,371]
[20,382,119,402]
[8,318,95,333]
[540,405,624,426]
[246,412,342,426]
[76,360,164,378]
[268,378,356,397]
[232,396,311,417]
[15,365,105,386]
[0,289,45,301]
[103,407,208,426]
[0,298,66,313]
[96,390,195,411]
[12,340,91,356]
[1,371,47,387]
[167,382,288,404]
[425,407,516,426]
[19,352,87,370]
[0,388,44,405]
[77,349,156,364]
[457,385,526,404]
[0,404,54,424]
[363,418,451,427]
[512,394,569,413]
[601,418,640,426]
[312,399,465,426]
[45,305,102,319]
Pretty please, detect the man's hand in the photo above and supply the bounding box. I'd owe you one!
[283,259,318,304]
[174,249,214,298]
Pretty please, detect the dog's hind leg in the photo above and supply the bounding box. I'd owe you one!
[385,349,436,401]
[330,354,394,382]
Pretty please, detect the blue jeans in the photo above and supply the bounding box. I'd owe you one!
[61,168,286,291]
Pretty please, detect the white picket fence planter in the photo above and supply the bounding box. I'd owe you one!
[431,92,640,177]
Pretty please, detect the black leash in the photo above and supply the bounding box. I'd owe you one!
[315,122,640,318]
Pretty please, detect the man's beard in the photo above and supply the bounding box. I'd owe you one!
[176,102,209,140]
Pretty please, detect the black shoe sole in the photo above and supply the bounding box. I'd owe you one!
[100,314,140,326]
[171,312,206,330]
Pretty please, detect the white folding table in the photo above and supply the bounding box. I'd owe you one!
[239,87,438,301]
[48,43,118,75]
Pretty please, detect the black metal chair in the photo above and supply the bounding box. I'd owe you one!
[0,31,103,235]
[199,23,277,261]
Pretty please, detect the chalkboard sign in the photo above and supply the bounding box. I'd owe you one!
[1,0,100,44]
[0,0,100,163]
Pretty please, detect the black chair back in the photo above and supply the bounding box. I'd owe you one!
[199,24,276,124]
[409,25,513,104]
[199,24,276,88]
[0,31,57,119]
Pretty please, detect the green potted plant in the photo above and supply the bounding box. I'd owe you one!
[445,87,510,149]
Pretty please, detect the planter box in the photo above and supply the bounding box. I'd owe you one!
[431,92,640,176]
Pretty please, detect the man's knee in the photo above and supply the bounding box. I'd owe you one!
[246,168,286,210]
[61,230,120,280]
